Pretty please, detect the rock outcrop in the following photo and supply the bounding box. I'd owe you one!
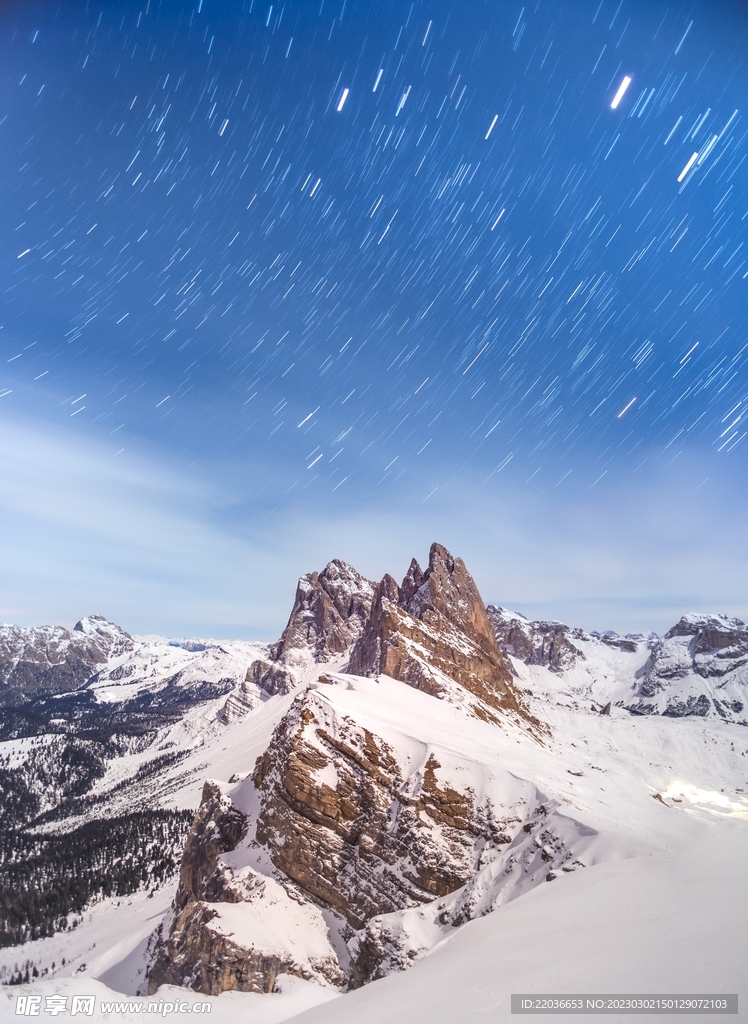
[630,614,748,721]
[347,800,593,987]
[252,689,513,930]
[348,543,527,724]
[245,560,376,696]
[486,606,584,673]
[146,780,343,994]
[272,560,376,663]
[148,674,585,997]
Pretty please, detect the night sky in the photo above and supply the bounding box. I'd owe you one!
[2,0,748,637]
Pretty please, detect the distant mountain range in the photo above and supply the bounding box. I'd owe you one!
[0,616,262,742]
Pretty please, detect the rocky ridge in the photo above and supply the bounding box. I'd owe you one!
[4,542,746,1000]
[223,561,376,719]
[487,606,585,673]
[0,615,134,704]
[146,675,593,996]
[349,544,526,724]
[490,607,746,724]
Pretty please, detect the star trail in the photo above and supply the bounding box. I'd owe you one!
[1,0,747,634]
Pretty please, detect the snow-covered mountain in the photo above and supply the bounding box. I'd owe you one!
[0,615,134,702]
[1,543,746,1023]
[489,605,747,724]
[0,617,267,743]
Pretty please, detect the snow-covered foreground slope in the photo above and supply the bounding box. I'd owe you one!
[287,827,746,1024]
[4,821,744,1024]
[0,888,339,1023]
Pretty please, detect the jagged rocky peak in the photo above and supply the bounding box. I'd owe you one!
[486,606,584,673]
[273,558,377,662]
[400,543,499,652]
[73,614,134,657]
[630,611,748,722]
[349,542,531,726]
[245,559,376,696]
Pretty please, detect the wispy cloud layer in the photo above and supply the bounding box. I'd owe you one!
[0,415,745,638]
[0,416,287,636]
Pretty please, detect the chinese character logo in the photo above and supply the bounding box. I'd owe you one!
[15,995,41,1016]
[71,995,96,1016]
[44,996,68,1016]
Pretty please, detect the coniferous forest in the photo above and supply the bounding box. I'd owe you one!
[0,728,194,952]
[0,810,192,948]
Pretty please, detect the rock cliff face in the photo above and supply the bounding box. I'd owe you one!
[245,560,376,696]
[486,606,584,673]
[144,544,593,999]
[146,780,343,994]
[147,674,587,998]
[631,614,748,720]
[347,800,592,987]
[348,543,526,724]
[272,559,376,663]
[252,688,513,930]
[0,615,134,703]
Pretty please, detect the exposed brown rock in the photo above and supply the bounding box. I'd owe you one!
[346,802,584,988]
[148,902,278,995]
[249,559,376,694]
[173,780,248,911]
[244,656,297,698]
[348,543,527,722]
[274,559,376,661]
[486,606,584,673]
[146,779,343,994]
[146,781,249,993]
[252,691,515,932]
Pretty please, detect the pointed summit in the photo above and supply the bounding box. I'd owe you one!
[271,558,376,663]
[401,542,500,654]
[349,542,532,725]
[244,559,377,695]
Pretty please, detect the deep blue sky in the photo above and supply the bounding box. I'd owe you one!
[1,0,747,637]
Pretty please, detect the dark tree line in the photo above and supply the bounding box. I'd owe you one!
[0,736,109,831]
[0,809,192,948]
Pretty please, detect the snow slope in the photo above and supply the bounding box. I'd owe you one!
[490,605,748,724]
[285,828,746,1024]
[87,634,266,706]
